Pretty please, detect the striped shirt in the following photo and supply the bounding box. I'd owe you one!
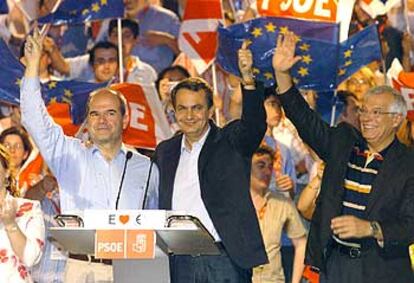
[337,139,394,246]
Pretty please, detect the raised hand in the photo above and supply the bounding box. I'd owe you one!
[24,25,44,78]
[0,197,17,227]
[272,32,301,74]
[238,41,254,86]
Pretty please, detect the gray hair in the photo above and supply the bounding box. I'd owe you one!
[364,85,407,117]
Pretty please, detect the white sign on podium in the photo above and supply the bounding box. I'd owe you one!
[50,210,220,283]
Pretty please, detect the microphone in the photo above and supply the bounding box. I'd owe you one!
[115,151,133,209]
[141,157,155,209]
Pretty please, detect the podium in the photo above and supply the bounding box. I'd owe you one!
[50,211,220,283]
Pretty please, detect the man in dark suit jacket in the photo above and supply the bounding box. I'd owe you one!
[154,45,268,282]
[273,33,414,282]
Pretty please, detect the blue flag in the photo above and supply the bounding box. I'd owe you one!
[38,0,124,25]
[336,25,382,85]
[0,39,24,105]
[0,39,105,124]
[40,80,106,124]
[0,0,8,14]
[217,17,340,91]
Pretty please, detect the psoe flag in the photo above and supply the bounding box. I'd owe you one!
[360,0,400,19]
[111,83,172,149]
[178,0,223,74]
[387,58,414,121]
[254,0,355,41]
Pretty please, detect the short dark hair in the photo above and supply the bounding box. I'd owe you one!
[0,127,33,158]
[155,65,191,94]
[88,41,118,65]
[337,90,358,108]
[109,18,139,38]
[254,145,275,162]
[171,77,214,109]
[86,88,128,117]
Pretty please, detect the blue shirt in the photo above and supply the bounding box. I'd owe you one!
[133,5,180,73]
[20,78,159,213]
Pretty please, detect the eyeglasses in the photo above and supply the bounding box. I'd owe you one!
[357,108,400,118]
[3,143,24,151]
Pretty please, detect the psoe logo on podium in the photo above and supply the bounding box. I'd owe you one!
[95,230,125,259]
[126,230,155,259]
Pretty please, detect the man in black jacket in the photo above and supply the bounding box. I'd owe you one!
[154,44,268,282]
[273,32,414,283]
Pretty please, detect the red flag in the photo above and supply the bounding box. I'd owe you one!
[46,83,172,149]
[111,83,172,149]
[47,102,81,136]
[18,149,45,194]
[387,59,414,121]
[178,0,223,74]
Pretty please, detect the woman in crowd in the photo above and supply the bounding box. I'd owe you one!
[0,127,66,283]
[0,143,45,283]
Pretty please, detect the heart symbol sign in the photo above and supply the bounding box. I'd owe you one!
[119,215,130,224]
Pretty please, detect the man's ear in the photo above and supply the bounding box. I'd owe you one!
[393,114,404,129]
[122,112,130,130]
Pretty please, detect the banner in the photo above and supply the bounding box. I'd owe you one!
[178,0,223,74]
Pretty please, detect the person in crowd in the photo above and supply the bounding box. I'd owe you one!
[340,67,376,101]
[262,89,296,197]
[336,90,361,130]
[154,42,268,282]
[250,145,306,283]
[274,31,414,283]
[0,143,45,283]
[124,0,181,72]
[155,65,190,133]
[20,27,159,282]
[45,19,157,84]
[0,127,66,283]
[106,18,157,83]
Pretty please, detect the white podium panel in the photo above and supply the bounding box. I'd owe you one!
[50,211,219,283]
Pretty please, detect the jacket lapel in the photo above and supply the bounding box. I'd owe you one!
[162,136,182,209]
[365,140,405,215]
[198,122,219,179]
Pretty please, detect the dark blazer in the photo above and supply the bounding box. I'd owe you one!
[154,84,268,270]
[279,86,414,282]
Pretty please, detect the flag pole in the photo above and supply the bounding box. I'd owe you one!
[330,90,338,126]
[39,0,63,37]
[211,63,221,127]
[117,18,124,83]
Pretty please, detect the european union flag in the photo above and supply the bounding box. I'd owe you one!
[336,25,382,85]
[38,0,124,25]
[41,80,106,124]
[0,39,24,105]
[0,38,105,124]
[217,17,340,91]
[0,0,8,14]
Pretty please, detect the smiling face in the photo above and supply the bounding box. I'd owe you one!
[174,88,213,145]
[86,90,128,147]
[360,92,402,151]
[92,48,118,83]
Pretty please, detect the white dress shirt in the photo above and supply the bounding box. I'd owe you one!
[20,78,159,213]
[172,127,220,241]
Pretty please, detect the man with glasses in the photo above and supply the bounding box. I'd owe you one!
[272,33,414,282]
